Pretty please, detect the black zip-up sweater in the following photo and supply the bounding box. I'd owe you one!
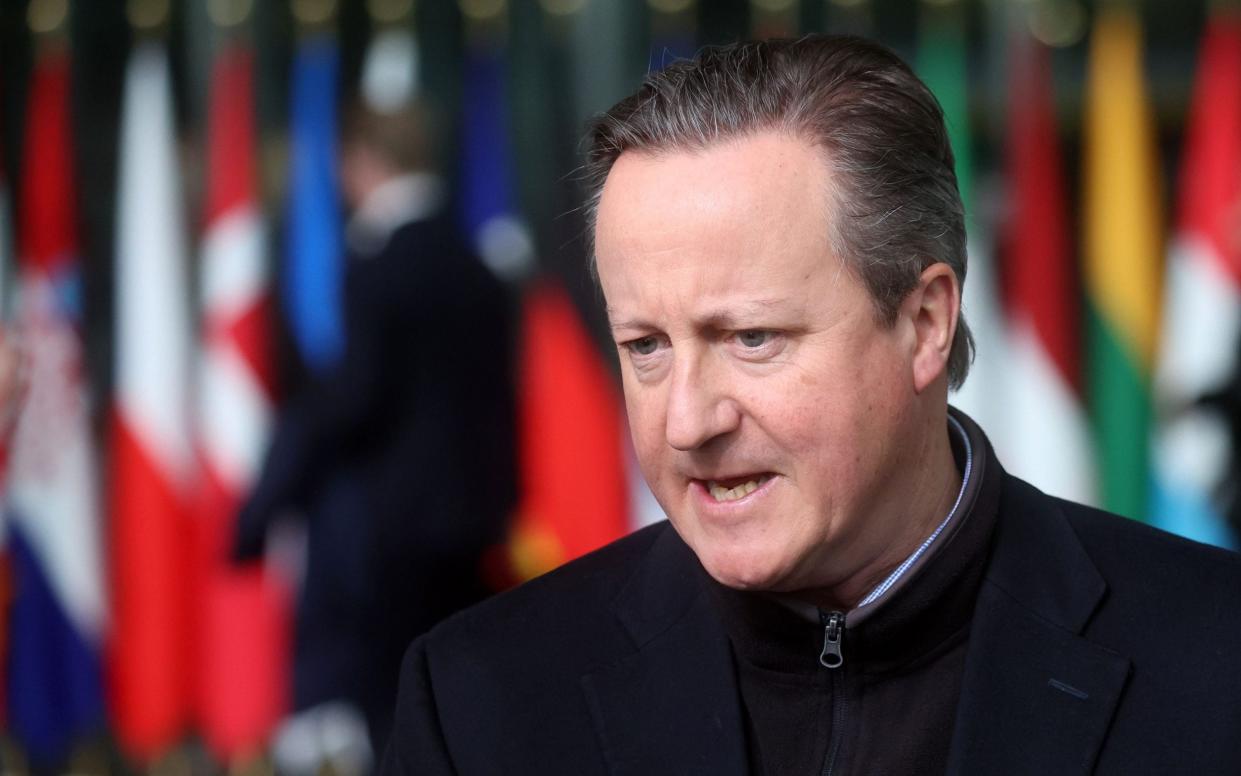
[712,411,1001,776]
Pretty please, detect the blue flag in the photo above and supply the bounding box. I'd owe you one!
[460,44,537,281]
[284,35,345,372]
[461,46,517,241]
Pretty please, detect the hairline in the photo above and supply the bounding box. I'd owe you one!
[586,126,893,328]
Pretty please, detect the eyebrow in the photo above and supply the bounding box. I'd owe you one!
[607,298,795,332]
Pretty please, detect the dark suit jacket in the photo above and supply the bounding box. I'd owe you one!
[381,469,1241,775]
[238,214,517,733]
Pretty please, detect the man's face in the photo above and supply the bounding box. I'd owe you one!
[595,131,927,598]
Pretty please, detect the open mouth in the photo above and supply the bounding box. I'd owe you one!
[703,474,774,503]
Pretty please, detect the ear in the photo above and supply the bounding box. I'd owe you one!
[905,263,960,394]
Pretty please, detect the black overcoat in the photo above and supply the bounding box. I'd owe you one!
[382,463,1241,775]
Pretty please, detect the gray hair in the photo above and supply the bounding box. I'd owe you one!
[582,35,974,389]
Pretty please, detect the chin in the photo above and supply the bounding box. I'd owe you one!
[695,541,796,593]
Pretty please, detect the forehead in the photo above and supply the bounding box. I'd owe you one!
[594,132,842,311]
[597,131,829,237]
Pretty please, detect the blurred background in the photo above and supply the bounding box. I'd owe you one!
[0,0,1239,773]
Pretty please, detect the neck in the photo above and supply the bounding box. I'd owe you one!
[802,409,962,612]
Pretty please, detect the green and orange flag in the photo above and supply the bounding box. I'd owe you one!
[1083,5,1163,521]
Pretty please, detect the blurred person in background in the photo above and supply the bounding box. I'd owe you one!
[234,99,517,771]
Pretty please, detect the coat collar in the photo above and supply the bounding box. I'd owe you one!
[946,474,1132,775]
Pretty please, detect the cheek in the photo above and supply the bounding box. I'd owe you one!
[622,381,668,472]
[748,360,887,480]
[794,358,911,501]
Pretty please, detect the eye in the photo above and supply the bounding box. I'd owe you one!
[737,330,774,348]
[729,329,786,361]
[625,335,662,356]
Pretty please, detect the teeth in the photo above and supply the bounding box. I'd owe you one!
[707,475,770,502]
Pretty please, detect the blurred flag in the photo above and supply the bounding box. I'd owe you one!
[199,569,289,761]
[511,284,630,579]
[109,40,194,759]
[1151,15,1241,548]
[460,41,533,281]
[195,40,291,758]
[1002,31,1096,505]
[1083,8,1162,521]
[285,35,345,371]
[917,4,1011,454]
[5,45,106,768]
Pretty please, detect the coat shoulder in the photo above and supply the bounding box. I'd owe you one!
[1047,492,1241,700]
[386,523,679,774]
[1053,495,1241,604]
[414,521,682,705]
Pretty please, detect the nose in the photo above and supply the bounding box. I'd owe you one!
[664,351,740,451]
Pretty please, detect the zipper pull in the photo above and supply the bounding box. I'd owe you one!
[820,610,844,669]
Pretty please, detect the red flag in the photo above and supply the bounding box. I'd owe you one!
[508,283,629,580]
[198,567,289,760]
[1174,16,1241,283]
[193,41,289,759]
[1006,39,1079,390]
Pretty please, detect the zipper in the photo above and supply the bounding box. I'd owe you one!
[819,611,844,669]
[819,610,846,776]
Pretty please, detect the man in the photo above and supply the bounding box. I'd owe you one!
[235,102,517,767]
[381,36,1241,775]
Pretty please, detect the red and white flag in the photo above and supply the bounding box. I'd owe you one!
[1151,15,1241,547]
[194,40,290,758]
[108,40,195,760]
[1000,32,1095,505]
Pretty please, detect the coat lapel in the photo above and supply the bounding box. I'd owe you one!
[947,477,1132,775]
[581,527,750,776]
